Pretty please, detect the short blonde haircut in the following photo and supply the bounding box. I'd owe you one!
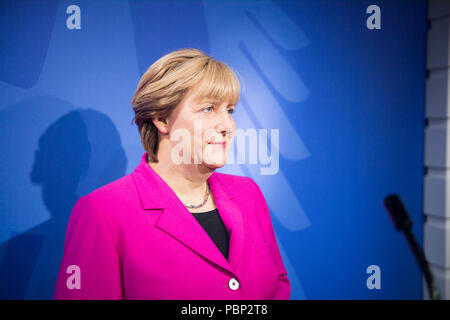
[131,48,241,163]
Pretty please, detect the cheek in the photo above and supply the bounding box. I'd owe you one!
[199,124,217,143]
[184,119,203,143]
[170,117,195,138]
[192,125,210,156]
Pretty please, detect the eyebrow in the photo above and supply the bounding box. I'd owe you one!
[196,98,235,107]
[196,97,219,104]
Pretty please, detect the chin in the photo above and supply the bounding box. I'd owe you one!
[202,147,229,169]
[203,157,227,170]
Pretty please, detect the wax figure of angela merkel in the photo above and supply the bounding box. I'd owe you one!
[54,48,291,300]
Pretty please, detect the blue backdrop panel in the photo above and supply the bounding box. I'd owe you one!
[0,0,427,299]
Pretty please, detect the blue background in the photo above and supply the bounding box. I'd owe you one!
[0,0,427,299]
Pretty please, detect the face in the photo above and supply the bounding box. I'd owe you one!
[165,82,237,170]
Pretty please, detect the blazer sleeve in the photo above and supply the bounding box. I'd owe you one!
[54,195,123,300]
[247,177,291,300]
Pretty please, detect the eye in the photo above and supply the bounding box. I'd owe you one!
[202,105,214,113]
[227,108,235,115]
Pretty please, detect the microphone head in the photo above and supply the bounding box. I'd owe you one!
[383,194,413,231]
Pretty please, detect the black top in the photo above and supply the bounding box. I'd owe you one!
[190,208,230,260]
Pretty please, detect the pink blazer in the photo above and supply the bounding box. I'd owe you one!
[54,153,291,300]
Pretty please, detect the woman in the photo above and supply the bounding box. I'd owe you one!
[54,48,291,300]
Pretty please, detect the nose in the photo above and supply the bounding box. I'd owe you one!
[216,111,235,138]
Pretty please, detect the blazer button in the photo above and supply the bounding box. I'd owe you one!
[228,278,240,290]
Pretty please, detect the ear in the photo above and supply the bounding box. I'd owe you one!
[152,118,169,135]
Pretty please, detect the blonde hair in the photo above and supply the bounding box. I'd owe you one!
[131,48,241,162]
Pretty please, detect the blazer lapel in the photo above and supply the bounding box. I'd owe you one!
[131,153,246,275]
[207,173,245,272]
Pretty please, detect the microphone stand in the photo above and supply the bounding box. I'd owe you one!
[383,194,441,300]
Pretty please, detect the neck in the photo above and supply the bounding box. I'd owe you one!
[148,147,215,203]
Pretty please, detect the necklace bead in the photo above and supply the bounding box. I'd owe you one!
[184,182,210,209]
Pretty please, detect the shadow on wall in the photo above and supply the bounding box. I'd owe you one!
[0,99,126,299]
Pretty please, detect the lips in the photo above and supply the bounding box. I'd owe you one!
[208,141,226,147]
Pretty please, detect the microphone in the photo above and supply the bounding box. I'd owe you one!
[383,194,441,300]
